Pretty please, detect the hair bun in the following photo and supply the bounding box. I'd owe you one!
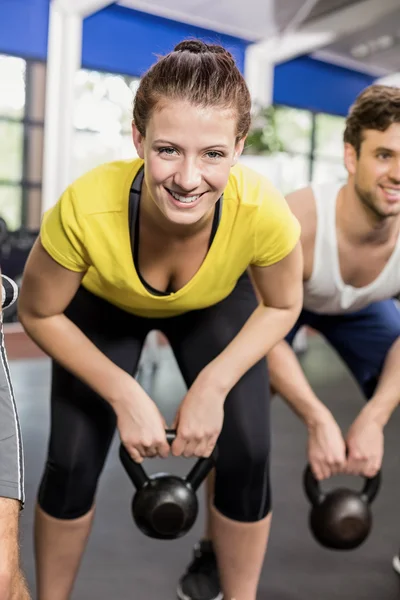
[173,40,235,62]
[174,40,209,54]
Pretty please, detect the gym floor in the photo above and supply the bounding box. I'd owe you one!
[11,333,400,599]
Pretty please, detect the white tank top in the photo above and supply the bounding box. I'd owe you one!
[303,181,400,314]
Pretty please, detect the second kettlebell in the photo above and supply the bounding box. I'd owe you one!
[303,465,381,550]
[120,429,217,540]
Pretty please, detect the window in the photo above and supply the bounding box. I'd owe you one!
[242,105,314,194]
[0,121,24,181]
[0,64,141,230]
[0,55,26,119]
[72,69,140,179]
[274,106,313,155]
[274,106,314,193]
[242,106,348,193]
[312,113,347,185]
[0,186,22,231]
[315,113,346,159]
[0,55,26,231]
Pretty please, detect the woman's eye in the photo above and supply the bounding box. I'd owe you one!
[206,151,223,159]
[159,147,177,155]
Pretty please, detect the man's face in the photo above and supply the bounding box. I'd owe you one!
[345,123,400,219]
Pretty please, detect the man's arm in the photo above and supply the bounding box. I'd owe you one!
[268,338,331,426]
[264,186,346,479]
[267,338,347,480]
[345,335,400,477]
[365,336,400,426]
[266,185,330,426]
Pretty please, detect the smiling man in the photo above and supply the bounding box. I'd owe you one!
[268,84,400,487]
[180,84,400,600]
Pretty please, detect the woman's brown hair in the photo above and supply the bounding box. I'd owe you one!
[133,39,251,143]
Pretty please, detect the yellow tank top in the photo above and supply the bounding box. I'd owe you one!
[41,159,300,318]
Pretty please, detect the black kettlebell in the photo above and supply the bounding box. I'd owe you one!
[303,465,381,550]
[119,429,217,540]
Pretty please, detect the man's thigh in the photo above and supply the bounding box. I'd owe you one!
[307,300,400,399]
[0,497,20,570]
[0,340,24,504]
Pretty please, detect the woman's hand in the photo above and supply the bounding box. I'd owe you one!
[171,372,225,458]
[114,375,170,463]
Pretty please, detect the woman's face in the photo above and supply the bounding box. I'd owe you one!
[132,99,245,227]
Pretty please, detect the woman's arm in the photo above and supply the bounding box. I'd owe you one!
[202,241,304,394]
[19,239,171,462]
[18,239,140,407]
[171,242,304,457]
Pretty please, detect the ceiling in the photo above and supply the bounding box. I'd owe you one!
[314,6,400,75]
[64,0,400,76]
[118,0,400,76]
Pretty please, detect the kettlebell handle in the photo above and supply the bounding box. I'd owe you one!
[360,469,381,504]
[303,464,382,507]
[119,430,177,490]
[303,464,325,506]
[119,429,218,492]
[119,443,149,490]
[165,429,176,445]
[164,429,218,490]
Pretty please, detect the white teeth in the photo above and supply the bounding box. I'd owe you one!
[383,188,400,198]
[169,190,200,203]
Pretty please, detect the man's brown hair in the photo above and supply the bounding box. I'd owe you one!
[344,84,400,155]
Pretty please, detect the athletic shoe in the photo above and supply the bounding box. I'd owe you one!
[177,540,222,600]
[392,551,400,574]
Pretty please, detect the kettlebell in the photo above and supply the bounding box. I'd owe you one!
[303,465,381,550]
[119,429,217,540]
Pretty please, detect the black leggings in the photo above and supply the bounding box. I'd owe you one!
[38,272,271,522]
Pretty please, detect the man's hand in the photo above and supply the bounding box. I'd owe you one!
[307,410,347,480]
[345,407,384,478]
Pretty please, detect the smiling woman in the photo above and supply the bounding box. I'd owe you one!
[133,100,239,230]
[18,39,303,600]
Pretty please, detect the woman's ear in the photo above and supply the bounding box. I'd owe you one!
[132,121,145,159]
[232,137,246,166]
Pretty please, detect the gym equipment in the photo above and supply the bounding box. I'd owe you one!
[303,464,381,550]
[119,429,217,540]
[0,217,9,248]
[0,220,39,322]
[1,275,19,309]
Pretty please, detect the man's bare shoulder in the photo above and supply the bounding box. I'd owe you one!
[285,186,315,217]
[285,185,316,241]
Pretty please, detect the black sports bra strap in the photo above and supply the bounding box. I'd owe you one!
[128,165,223,295]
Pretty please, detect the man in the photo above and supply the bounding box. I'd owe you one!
[0,272,30,599]
[176,83,400,600]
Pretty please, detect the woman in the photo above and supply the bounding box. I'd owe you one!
[19,40,303,600]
